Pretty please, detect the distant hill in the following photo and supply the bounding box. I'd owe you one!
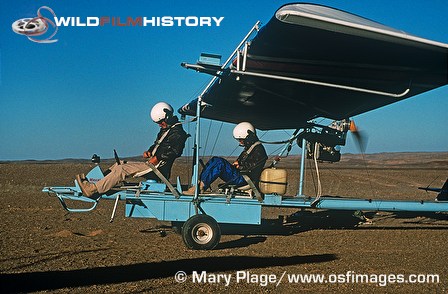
[2,152,447,170]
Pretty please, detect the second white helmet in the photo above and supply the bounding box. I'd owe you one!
[150,102,173,123]
[233,122,255,140]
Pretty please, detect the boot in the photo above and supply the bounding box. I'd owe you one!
[76,174,98,198]
[183,181,205,195]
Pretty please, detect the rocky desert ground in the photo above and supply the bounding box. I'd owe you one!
[1,152,447,293]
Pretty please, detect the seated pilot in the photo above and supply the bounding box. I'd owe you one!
[76,102,188,198]
[184,122,267,194]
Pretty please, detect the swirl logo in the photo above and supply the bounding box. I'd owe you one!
[12,6,58,43]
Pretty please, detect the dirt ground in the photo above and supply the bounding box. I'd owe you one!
[1,153,447,293]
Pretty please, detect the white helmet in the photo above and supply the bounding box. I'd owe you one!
[150,102,173,123]
[233,122,255,140]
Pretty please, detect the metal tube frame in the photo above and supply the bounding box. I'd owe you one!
[231,69,410,98]
[298,138,307,196]
[192,21,261,200]
[42,19,448,225]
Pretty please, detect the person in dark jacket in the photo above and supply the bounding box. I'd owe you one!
[76,102,188,198]
[184,122,267,195]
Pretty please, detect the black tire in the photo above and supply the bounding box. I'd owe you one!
[182,214,221,250]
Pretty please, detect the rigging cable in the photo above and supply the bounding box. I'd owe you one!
[202,119,213,157]
[360,151,376,197]
[228,143,240,157]
[210,121,224,155]
[182,79,213,185]
[424,176,440,190]
[307,151,318,198]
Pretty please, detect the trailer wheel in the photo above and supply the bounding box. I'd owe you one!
[182,214,221,250]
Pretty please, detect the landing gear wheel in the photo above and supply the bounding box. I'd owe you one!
[182,214,221,250]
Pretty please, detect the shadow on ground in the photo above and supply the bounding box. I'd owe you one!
[0,254,337,293]
[142,210,365,248]
[216,210,448,238]
[142,210,448,250]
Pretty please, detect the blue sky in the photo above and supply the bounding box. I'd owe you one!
[1,0,447,160]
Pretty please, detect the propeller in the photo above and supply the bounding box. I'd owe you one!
[349,120,368,153]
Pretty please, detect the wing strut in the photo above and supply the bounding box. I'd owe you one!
[191,21,261,200]
[231,69,410,98]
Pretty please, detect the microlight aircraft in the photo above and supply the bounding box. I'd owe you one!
[44,3,448,250]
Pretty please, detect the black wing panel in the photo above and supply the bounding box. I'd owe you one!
[180,3,447,130]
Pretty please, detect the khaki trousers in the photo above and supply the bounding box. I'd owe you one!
[94,161,150,194]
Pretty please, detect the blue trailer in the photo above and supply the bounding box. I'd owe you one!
[43,163,448,250]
